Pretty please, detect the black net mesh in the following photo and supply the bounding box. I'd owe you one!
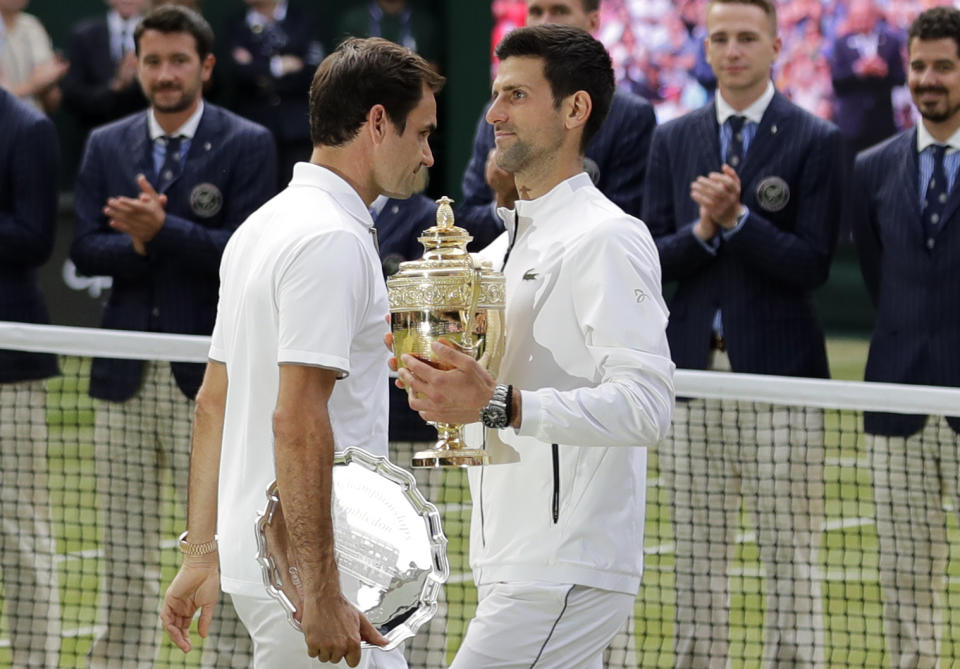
[3,326,960,668]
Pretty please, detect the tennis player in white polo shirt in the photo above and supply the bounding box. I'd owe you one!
[161,37,444,668]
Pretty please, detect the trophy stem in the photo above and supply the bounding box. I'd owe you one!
[412,422,490,468]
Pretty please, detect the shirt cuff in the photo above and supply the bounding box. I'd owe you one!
[721,205,750,240]
[690,220,720,255]
[270,55,284,78]
[515,388,540,436]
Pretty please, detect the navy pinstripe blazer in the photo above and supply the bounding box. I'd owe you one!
[853,129,960,436]
[71,104,276,401]
[457,88,656,250]
[0,88,59,383]
[643,91,846,378]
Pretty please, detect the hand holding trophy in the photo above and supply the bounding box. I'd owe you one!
[387,197,506,467]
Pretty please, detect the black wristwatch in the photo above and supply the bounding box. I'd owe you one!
[481,384,512,429]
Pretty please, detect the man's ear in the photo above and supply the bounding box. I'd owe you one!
[201,53,216,82]
[564,90,592,131]
[368,104,389,144]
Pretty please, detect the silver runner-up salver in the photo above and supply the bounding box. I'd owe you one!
[254,447,448,650]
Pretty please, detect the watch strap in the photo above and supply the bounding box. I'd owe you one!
[481,383,511,429]
[178,530,218,556]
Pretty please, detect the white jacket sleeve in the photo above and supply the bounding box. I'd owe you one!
[517,218,675,447]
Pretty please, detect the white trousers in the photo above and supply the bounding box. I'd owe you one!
[662,350,825,669]
[231,593,408,668]
[0,380,60,668]
[388,440,638,669]
[449,581,635,669]
[869,415,960,669]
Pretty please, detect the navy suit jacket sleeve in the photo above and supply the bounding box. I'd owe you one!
[61,21,113,122]
[0,107,58,268]
[597,90,656,218]
[0,90,59,382]
[852,152,882,304]
[72,130,153,280]
[642,126,717,283]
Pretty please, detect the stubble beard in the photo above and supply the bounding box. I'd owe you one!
[148,85,196,114]
[918,97,960,124]
[495,139,532,175]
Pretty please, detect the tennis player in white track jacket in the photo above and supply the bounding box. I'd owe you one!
[395,23,674,669]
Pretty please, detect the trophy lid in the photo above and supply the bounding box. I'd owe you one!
[417,196,472,260]
[386,196,504,312]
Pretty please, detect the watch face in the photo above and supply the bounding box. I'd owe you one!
[481,405,508,429]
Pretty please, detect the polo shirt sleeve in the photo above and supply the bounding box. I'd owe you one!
[209,316,226,363]
[208,237,234,364]
[275,230,371,376]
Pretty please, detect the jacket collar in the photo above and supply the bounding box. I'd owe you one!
[498,172,594,228]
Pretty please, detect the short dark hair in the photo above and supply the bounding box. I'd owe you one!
[581,0,600,11]
[134,5,214,61]
[909,6,960,58]
[308,37,445,148]
[707,0,778,35]
[495,24,614,152]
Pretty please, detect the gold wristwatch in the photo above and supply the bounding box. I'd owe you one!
[178,531,218,556]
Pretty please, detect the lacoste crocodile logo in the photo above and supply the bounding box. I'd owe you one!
[522,269,539,281]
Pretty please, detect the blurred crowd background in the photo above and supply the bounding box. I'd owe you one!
[495,0,958,128]
[4,0,952,334]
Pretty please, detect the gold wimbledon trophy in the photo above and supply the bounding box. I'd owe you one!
[387,197,505,468]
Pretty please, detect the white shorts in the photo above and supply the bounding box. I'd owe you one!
[230,593,407,669]
[449,581,635,669]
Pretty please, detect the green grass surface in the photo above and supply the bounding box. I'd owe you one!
[12,340,960,668]
[826,337,870,382]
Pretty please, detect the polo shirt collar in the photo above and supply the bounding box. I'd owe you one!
[289,162,374,229]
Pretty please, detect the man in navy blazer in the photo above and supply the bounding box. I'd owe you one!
[227,0,325,189]
[62,0,149,135]
[829,0,906,154]
[853,7,960,666]
[70,6,275,668]
[456,0,656,250]
[643,1,845,666]
[0,86,61,669]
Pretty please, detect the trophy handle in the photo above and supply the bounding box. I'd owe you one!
[459,254,484,355]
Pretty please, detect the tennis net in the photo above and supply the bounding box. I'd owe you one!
[2,321,960,668]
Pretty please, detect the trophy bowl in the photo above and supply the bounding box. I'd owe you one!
[387,197,505,468]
